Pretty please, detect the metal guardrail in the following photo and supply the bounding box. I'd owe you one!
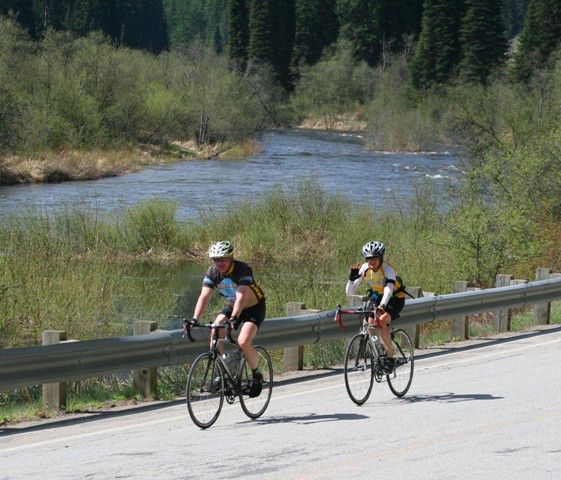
[1,277,561,393]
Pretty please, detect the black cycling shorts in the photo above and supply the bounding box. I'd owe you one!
[220,301,266,328]
[367,296,405,320]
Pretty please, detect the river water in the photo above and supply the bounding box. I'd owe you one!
[0,129,462,330]
[0,129,461,219]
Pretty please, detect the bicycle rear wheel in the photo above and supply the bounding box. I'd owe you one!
[239,346,273,419]
[186,353,224,429]
[386,328,414,397]
[344,333,374,405]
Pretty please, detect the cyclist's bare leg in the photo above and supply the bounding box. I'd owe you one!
[210,313,228,354]
[237,322,259,370]
[378,312,394,357]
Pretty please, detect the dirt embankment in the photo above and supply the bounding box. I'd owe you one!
[0,140,259,186]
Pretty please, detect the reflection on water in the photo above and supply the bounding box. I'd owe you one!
[0,129,461,220]
[120,261,205,330]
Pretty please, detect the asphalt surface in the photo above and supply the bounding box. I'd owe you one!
[1,325,560,480]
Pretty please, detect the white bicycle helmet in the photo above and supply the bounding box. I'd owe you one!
[208,240,234,258]
[362,241,385,259]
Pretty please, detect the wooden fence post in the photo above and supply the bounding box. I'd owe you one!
[42,330,67,410]
[494,274,514,332]
[133,321,158,398]
[451,281,469,339]
[283,303,306,372]
[535,268,552,325]
[347,295,363,307]
[403,287,422,349]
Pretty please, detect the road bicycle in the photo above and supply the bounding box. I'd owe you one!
[183,319,273,429]
[335,304,414,405]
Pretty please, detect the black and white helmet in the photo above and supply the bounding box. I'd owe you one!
[362,241,385,259]
[208,240,234,258]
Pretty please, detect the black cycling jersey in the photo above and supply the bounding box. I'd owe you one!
[203,260,265,305]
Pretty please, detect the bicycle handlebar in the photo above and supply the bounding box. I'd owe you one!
[334,304,381,331]
[182,318,237,344]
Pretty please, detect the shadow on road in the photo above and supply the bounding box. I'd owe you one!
[243,412,369,426]
[0,399,186,437]
[400,392,504,403]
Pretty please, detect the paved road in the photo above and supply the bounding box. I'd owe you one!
[1,327,560,480]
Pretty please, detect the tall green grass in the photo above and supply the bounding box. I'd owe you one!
[0,179,535,349]
[2,182,559,421]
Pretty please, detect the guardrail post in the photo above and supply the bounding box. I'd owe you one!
[347,295,363,307]
[42,330,67,410]
[494,274,514,331]
[404,287,422,348]
[451,281,469,339]
[283,303,306,371]
[535,268,552,325]
[133,321,158,398]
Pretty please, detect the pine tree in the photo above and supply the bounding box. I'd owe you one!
[291,0,338,67]
[410,0,466,90]
[502,0,530,39]
[459,0,508,83]
[0,0,37,36]
[337,0,380,66]
[248,0,274,65]
[212,24,223,54]
[271,0,295,87]
[228,0,250,69]
[513,0,561,82]
[337,0,423,67]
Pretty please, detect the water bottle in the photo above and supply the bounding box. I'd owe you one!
[371,334,381,351]
[231,350,242,371]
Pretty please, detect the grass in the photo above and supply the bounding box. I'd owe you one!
[1,184,559,423]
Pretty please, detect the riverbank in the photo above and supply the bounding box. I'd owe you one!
[0,140,263,186]
[298,112,368,132]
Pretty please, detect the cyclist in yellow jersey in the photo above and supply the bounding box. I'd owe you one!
[345,241,405,373]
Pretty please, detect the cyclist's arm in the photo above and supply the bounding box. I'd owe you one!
[231,285,251,319]
[379,263,397,308]
[345,263,366,295]
[193,286,213,320]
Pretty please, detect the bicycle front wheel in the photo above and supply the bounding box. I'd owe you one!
[186,353,224,429]
[386,329,414,397]
[239,346,273,419]
[344,333,374,405]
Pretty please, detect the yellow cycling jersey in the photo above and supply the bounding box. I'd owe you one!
[362,266,405,300]
[346,261,406,301]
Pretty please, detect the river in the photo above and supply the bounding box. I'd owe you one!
[0,129,461,219]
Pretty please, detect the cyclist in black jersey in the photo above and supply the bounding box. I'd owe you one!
[189,240,266,389]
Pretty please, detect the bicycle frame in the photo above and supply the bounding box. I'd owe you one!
[186,320,245,395]
[339,303,415,403]
[335,304,387,344]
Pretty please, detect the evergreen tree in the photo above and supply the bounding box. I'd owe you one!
[248,0,274,65]
[337,0,423,67]
[271,0,295,87]
[30,0,69,33]
[213,24,223,54]
[291,0,338,67]
[410,0,466,90]
[337,0,380,66]
[502,0,529,39]
[0,0,37,36]
[228,0,250,69]
[513,0,561,82]
[459,0,508,83]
